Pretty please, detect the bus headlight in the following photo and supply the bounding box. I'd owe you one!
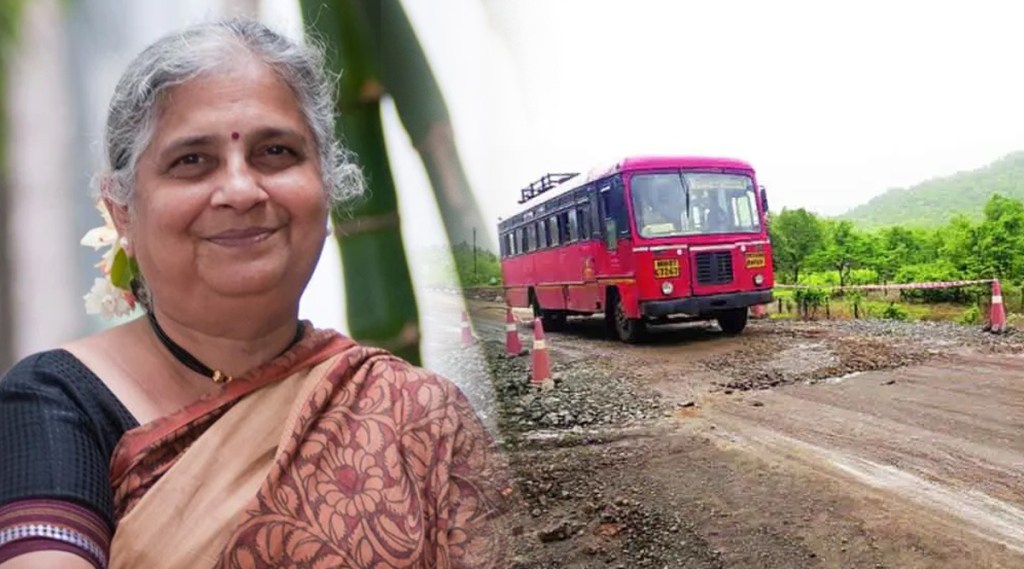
[661,282,674,295]
[753,274,765,286]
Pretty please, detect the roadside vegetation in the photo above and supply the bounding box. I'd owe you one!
[769,193,1024,325]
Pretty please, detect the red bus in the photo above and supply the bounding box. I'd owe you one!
[498,156,774,342]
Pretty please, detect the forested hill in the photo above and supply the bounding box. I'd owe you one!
[839,151,1024,229]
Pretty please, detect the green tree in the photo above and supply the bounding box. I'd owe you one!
[936,214,980,276]
[816,220,872,287]
[975,194,1024,281]
[769,208,824,283]
[872,225,933,283]
[451,243,501,286]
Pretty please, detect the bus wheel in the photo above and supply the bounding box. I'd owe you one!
[543,310,567,331]
[717,308,748,335]
[612,296,645,343]
[531,295,565,331]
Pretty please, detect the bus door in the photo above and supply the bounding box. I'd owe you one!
[598,177,631,274]
[570,194,600,313]
[597,177,637,314]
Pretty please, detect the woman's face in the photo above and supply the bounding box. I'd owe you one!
[123,57,329,318]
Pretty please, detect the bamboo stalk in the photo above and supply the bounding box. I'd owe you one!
[351,0,494,269]
[300,0,420,364]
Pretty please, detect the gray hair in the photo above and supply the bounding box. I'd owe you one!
[99,19,363,207]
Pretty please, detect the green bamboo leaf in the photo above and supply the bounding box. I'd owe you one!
[300,0,421,364]
[350,0,493,288]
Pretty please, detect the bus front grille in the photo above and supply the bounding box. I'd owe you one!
[695,252,733,285]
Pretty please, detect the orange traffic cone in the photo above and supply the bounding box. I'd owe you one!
[531,318,552,389]
[461,311,475,346]
[505,308,523,356]
[988,279,1007,334]
[750,303,768,319]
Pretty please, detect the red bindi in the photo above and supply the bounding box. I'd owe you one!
[231,131,240,140]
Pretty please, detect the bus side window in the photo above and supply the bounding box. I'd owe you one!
[558,212,571,243]
[567,211,578,241]
[548,217,560,247]
[590,198,601,240]
[578,206,591,240]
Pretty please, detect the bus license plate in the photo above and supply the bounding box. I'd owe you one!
[654,259,679,278]
[745,252,766,268]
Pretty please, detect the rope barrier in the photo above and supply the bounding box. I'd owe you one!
[775,279,993,292]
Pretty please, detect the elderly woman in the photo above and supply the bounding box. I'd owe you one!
[0,19,508,569]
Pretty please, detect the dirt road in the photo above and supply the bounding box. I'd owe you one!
[419,290,1024,568]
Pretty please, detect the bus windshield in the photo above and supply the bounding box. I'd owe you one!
[630,172,761,237]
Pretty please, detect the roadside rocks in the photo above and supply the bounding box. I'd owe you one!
[482,341,670,433]
[825,319,1023,352]
[537,520,581,543]
[509,442,723,568]
[703,319,1021,392]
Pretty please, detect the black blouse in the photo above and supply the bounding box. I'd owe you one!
[0,349,138,529]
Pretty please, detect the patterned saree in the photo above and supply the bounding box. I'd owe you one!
[106,326,510,568]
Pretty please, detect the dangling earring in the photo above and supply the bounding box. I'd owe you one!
[120,236,131,254]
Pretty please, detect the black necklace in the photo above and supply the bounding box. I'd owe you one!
[146,312,304,384]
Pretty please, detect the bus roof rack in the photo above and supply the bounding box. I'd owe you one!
[518,172,579,204]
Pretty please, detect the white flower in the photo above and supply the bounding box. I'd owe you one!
[80,202,136,317]
[81,202,118,248]
[80,225,117,250]
[84,278,135,319]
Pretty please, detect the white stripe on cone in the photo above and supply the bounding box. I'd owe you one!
[506,323,517,332]
[533,339,547,350]
[993,295,1003,304]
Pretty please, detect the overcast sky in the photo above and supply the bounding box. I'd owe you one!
[383,0,1024,246]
